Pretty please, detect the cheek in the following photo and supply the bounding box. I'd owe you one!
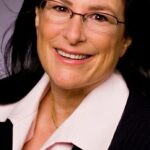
[88,32,124,75]
[38,27,55,42]
[36,18,63,64]
[37,16,64,42]
[89,29,124,50]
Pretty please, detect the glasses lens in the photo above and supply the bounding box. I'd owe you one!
[40,0,70,23]
[85,12,117,33]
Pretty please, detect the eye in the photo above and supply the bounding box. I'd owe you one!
[52,5,69,13]
[89,13,109,22]
[88,12,111,23]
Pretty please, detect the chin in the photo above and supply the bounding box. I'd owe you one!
[51,76,84,90]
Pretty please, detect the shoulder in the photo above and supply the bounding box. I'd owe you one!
[109,90,150,149]
[125,90,150,116]
[120,90,150,129]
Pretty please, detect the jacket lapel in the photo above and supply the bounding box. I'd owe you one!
[72,145,82,150]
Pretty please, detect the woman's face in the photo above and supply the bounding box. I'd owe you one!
[35,0,131,91]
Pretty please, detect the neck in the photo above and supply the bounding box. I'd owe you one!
[49,82,90,127]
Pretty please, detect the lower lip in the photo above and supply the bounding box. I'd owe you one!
[53,48,92,65]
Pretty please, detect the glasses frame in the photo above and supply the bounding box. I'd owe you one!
[39,0,125,26]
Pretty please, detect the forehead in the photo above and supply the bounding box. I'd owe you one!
[59,0,124,15]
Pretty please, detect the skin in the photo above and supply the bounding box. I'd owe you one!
[22,0,132,149]
[36,0,131,92]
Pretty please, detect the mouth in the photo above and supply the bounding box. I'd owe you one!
[55,48,92,60]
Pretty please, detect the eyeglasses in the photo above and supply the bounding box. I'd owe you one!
[39,0,125,34]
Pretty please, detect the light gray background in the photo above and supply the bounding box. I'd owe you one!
[0,0,23,78]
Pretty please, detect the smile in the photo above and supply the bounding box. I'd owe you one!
[56,49,91,60]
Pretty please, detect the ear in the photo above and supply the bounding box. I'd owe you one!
[120,36,132,57]
[35,7,40,28]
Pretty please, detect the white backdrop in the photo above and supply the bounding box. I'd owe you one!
[0,0,23,78]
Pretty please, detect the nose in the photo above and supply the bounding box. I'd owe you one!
[62,16,86,45]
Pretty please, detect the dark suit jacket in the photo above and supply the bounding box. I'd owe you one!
[109,90,150,150]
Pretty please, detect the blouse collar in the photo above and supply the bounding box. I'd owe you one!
[41,71,129,150]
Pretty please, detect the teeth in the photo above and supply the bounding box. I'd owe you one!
[57,49,88,60]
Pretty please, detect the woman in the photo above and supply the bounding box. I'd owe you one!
[0,0,150,149]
